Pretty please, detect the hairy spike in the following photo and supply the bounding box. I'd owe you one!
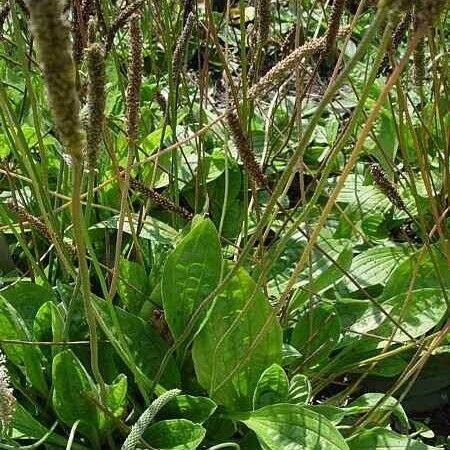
[85,42,106,171]
[324,0,346,55]
[0,351,15,432]
[25,0,85,160]
[172,11,195,83]
[7,203,76,256]
[370,163,406,211]
[378,11,412,77]
[126,13,142,148]
[105,0,143,52]
[119,169,194,220]
[248,28,352,99]
[226,110,268,188]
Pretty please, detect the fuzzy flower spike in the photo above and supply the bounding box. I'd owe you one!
[26,0,85,160]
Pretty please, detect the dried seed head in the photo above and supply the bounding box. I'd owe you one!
[281,24,302,58]
[249,31,349,99]
[182,0,195,24]
[87,17,98,44]
[126,13,142,148]
[378,11,412,77]
[8,202,53,241]
[85,42,106,171]
[226,110,268,188]
[105,0,143,52]
[324,0,346,55]
[7,203,76,257]
[0,351,15,432]
[119,169,193,220]
[413,37,426,90]
[172,12,195,83]
[81,0,94,24]
[25,0,85,160]
[370,163,406,211]
[72,0,84,63]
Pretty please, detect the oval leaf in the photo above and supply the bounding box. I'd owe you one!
[162,218,221,358]
[144,419,206,450]
[348,427,439,450]
[192,266,282,411]
[52,349,102,442]
[241,403,349,450]
[253,364,289,410]
[291,303,341,369]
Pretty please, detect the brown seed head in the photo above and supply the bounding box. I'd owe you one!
[370,163,406,211]
[226,110,268,188]
[25,0,85,160]
[86,42,106,171]
[172,12,195,83]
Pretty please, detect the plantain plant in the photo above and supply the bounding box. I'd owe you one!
[0,0,448,449]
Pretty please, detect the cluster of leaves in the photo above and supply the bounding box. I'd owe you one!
[0,0,448,449]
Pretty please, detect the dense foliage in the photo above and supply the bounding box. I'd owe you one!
[0,0,448,449]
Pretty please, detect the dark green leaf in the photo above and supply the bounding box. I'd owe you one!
[0,282,54,329]
[52,349,102,443]
[253,364,289,410]
[118,258,149,314]
[162,218,221,359]
[192,266,282,411]
[160,395,217,423]
[348,428,438,450]
[291,303,341,369]
[0,298,48,395]
[241,403,349,450]
[144,419,206,450]
[288,374,311,405]
[93,299,180,389]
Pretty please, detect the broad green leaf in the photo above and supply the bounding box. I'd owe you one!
[240,403,349,450]
[118,258,149,314]
[33,301,64,361]
[366,111,398,179]
[336,174,390,213]
[269,238,352,302]
[291,303,341,369]
[192,266,282,411]
[52,350,102,443]
[348,428,439,450]
[288,374,311,405]
[344,393,409,429]
[253,364,289,410]
[0,282,54,329]
[160,395,217,423]
[162,218,221,359]
[306,405,345,424]
[343,245,411,291]
[144,419,206,450]
[383,245,449,299]
[93,299,180,389]
[105,374,128,420]
[91,213,178,245]
[373,288,448,343]
[0,298,48,395]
